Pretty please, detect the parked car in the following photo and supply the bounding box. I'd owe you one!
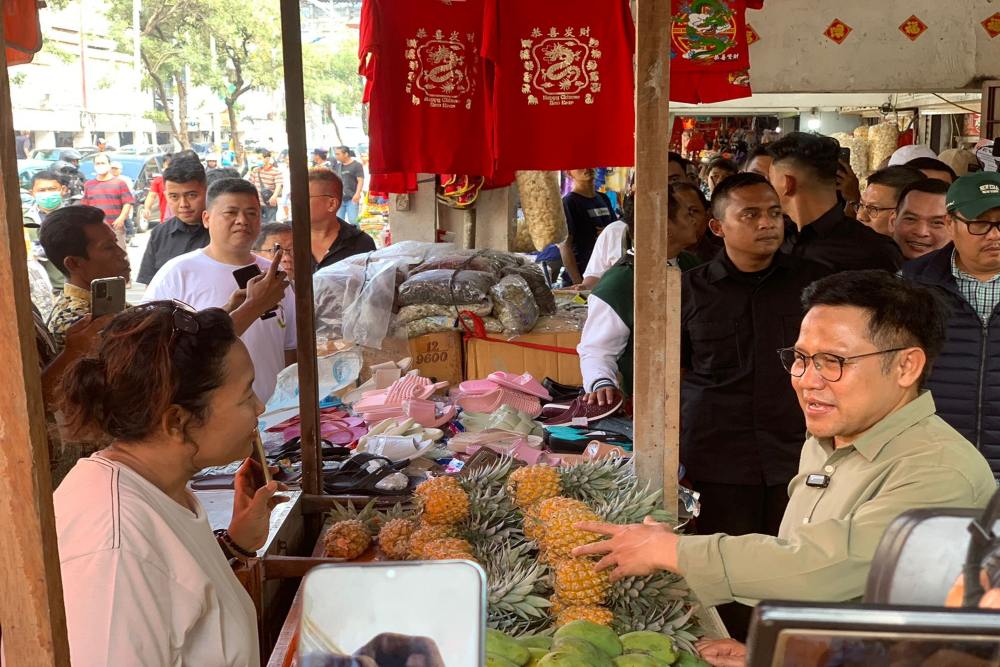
[17,159,52,192]
[30,146,96,163]
[78,151,167,229]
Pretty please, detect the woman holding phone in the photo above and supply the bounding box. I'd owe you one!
[54,302,287,666]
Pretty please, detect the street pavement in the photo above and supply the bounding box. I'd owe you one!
[126,229,151,303]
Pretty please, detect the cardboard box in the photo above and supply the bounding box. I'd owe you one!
[408,331,464,385]
[464,332,582,386]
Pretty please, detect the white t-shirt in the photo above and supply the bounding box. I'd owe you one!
[55,455,259,667]
[583,220,629,280]
[142,249,297,402]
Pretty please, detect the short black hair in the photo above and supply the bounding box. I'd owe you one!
[710,172,774,219]
[707,157,739,176]
[668,151,690,170]
[670,181,709,219]
[38,205,107,277]
[163,156,207,186]
[742,145,772,171]
[767,132,841,184]
[801,270,948,384]
[32,170,64,188]
[867,166,925,199]
[905,156,958,182]
[895,178,950,213]
[335,145,350,154]
[172,149,199,163]
[205,167,241,187]
[254,222,292,250]
[206,177,260,209]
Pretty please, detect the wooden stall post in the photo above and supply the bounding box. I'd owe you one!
[632,1,681,505]
[0,26,71,666]
[278,0,323,524]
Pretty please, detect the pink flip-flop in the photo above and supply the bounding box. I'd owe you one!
[458,379,500,396]
[488,372,551,400]
[403,399,458,428]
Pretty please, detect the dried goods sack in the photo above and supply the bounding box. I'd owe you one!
[396,301,494,325]
[503,264,556,315]
[832,132,870,180]
[490,275,539,335]
[410,254,501,279]
[397,315,503,338]
[516,170,568,250]
[397,269,497,307]
[868,121,900,172]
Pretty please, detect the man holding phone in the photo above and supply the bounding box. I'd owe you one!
[143,178,296,403]
[39,205,131,351]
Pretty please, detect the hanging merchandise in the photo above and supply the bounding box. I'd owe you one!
[359,0,493,177]
[5,0,43,66]
[669,0,764,104]
[482,0,636,172]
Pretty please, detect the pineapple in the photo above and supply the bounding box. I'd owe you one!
[537,505,602,559]
[407,523,457,558]
[323,520,372,559]
[560,458,633,505]
[506,465,562,510]
[378,518,417,560]
[482,542,553,636]
[553,557,610,606]
[595,482,667,525]
[419,484,470,525]
[416,475,462,496]
[418,537,475,560]
[556,605,614,627]
[524,496,589,543]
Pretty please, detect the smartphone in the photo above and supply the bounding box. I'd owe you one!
[839,146,852,163]
[232,264,277,320]
[90,277,127,318]
[251,429,272,487]
[299,561,486,665]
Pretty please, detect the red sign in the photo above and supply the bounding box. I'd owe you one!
[899,15,928,41]
[983,12,1000,38]
[746,23,760,46]
[823,18,852,45]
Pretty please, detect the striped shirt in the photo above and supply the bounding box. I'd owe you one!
[950,249,1000,324]
[82,178,134,224]
[249,166,282,206]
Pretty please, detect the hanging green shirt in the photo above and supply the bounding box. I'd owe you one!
[676,391,997,608]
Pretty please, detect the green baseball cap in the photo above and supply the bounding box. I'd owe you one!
[946,172,1000,219]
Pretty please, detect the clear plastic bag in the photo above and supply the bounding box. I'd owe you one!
[491,275,539,335]
[396,301,494,325]
[503,264,556,315]
[313,257,404,349]
[397,269,497,307]
[516,170,569,250]
[395,315,503,338]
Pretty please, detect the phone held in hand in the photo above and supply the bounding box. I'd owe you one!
[251,429,272,488]
[232,264,277,320]
[90,277,127,318]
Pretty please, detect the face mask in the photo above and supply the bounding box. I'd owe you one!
[94,163,110,175]
[35,191,63,210]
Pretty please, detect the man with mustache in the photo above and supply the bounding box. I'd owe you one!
[679,172,832,640]
[903,172,1000,478]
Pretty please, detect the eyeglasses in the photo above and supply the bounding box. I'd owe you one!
[952,214,1000,236]
[848,201,895,218]
[137,300,199,346]
[777,347,906,383]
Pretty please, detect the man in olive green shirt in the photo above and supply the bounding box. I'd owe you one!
[576,270,996,614]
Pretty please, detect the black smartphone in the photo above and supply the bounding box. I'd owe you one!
[90,277,127,318]
[839,146,851,163]
[232,264,277,320]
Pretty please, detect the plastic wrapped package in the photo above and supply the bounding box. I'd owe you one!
[336,240,461,271]
[397,269,497,307]
[314,257,404,349]
[853,125,870,140]
[395,315,503,338]
[832,132,870,180]
[868,121,900,172]
[512,219,536,253]
[502,264,556,315]
[395,301,494,325]
[516,170,568,250]
[531,312,586,333]
[490,275,539,335]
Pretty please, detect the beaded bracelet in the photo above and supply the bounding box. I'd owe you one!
[214,529,256,559]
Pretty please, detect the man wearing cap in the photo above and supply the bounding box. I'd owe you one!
[903,172,1000,477]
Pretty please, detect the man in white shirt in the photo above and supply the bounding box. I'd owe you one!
[143,178,297,402]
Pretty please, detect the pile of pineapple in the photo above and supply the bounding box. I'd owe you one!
[323,457,700,652]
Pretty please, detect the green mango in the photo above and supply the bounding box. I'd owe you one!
[554,621,624,658]
[487,654,522,667]
[674,651,711,667]
[487,629,532,666]
[553,637,614,666]
[612,655,668,667]
[526,647,549,667]
[519,635,555,651]
[538,651,609,666]
[619,632,677,664]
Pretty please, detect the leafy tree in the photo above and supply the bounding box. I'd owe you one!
[303,39,364,146]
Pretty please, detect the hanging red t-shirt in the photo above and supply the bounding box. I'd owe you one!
[359,0,493,177]
[5,0,43,65]
[482,0,635,172]
[669,0,764,104]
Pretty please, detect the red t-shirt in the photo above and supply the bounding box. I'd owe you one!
[359,0,492,177]
[670,0,762,74]
[482,0,635,172]
[82,178,134,225]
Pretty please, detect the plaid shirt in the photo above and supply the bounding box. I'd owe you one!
[951,250,1000,324]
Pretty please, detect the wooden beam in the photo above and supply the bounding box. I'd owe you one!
[0,26,71,666]
[278,0,322,512]
[632,0,680,506]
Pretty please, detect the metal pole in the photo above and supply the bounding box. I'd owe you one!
[278,0,323,515]
[133,0,144,147]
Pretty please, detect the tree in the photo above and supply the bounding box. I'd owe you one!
[303,39,364,146]
[188,0,282,165]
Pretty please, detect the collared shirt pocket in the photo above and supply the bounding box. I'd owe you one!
[687,319,742,373]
